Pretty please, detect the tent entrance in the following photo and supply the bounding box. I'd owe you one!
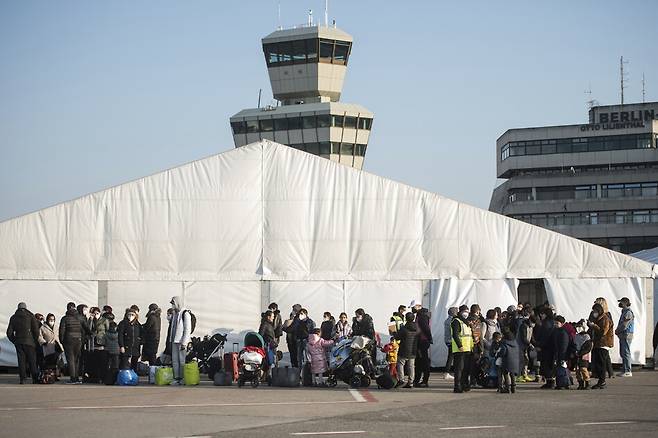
[517,279,547,308]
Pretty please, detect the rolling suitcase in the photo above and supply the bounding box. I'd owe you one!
[271,366,300,387]
[213,370,234,386]
[224,342,239,382]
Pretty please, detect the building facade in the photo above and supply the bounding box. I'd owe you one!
[230,25,373,170]
[490,102,658,254]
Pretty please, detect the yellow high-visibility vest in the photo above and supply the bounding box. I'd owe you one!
[451,318,474,353]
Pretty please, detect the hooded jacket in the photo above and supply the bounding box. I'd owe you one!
[395,320,419,359]
[104,328,120,355]
[6,308,40,347]
[307,333,334,374]
[142,308,162,354]
[352,314,375,340]
[590,310,614,349]
[59,308,91,345]
[259,317,277,347]
[94,313,113,347]
[443,308,458,344]
[320,318,335,340]
[552,326,571,362]
[170,296,192,345]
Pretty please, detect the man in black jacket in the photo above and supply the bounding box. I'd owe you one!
[411,300,433,388]
[352,308,377,365]
[282,304,301,367]
[6,303,41,384]
[141,304,161,365]
[395,312,419,388]
[60,306,92,383]
[268,302,283,346]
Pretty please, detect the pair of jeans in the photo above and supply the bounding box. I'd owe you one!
[172,343,186,380]
[64,341,82,382]
[453,351,472,391]
[397,357,415,384]
[296,339,308,367]
[15,344,39,383]
[619,336,632,373]
[414,341,431,384]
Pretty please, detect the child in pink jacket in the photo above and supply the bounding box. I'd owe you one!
[307,328,335,386]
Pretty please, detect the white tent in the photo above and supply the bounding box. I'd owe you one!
[632,246,658,336]
[1,141,655,367]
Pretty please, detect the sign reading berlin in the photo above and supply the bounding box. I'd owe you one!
[580,109,655,132]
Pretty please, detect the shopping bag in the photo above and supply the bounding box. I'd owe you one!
[183,361,200,386]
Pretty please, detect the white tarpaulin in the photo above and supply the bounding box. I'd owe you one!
[428,279,519,367]
[544,278,646,365]
[0,280,97,367]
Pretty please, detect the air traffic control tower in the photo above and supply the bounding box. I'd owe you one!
[230,22,374,169]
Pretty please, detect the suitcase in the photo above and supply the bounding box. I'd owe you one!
[224,342,239,382]
[82,350,105,383]
[556,363,570,388]
[302,362,313,387]
[271,366,300,387]
[213,370,234,386]
[376,369,397,389]
[207,356,222,381]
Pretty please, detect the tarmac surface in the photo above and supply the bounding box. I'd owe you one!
[0,371,657,438]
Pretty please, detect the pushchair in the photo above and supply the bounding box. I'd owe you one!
[238,332,267,388]
[186,333,227,380]
[326,336,375,388]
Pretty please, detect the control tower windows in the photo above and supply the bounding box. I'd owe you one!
[333,42,350,65]
[231,115,373,135]
[317,114,331,128]
[302,115,317,129]
[292,40,307,63]
[274,118,288,131]
[231,121,246,134]
[245,120,259,133]
[332,115,344,127]
[288,117,302,130]
[319,39,333,62]
[358,118,372,130]
[259,119,274,132]
[264,39,352,66]
[344,116,357,129]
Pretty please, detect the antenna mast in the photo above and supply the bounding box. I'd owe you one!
[620,56,628,105]
[277,1,282,30]
[642,73,646,103]
[324,0,329,27]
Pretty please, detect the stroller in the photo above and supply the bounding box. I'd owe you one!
[326,336,375,388]
[238,332,267,388]
[186,333,227,380]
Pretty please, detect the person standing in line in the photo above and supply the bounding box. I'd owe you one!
[593,297,615,378]
[320,312,335,341]
[574,319,593,390]
[268,302,283,346]
[6,303,41,384]
[395,312,419,388]
[334,312,352,340]
[40,313,63,377]
[411,300,432,388]
[588,303,613,389]
[352,308,376,365]
[282,304,302,367]
[169,296,192,385]
[294,308,315,368]
[443,307,458,380]
[141,303,161,365]
[452,305,474,393]
[259,310,277,368]
[552,315,571,390]
[117,308,142,371]
[467,304,485,387]
[615,297,634,377]
[59,304,91,384]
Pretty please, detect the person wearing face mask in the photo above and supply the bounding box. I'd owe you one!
[515,309,534,382]
[588,303,613,389]
[142,303,162,366]
[467,304,485,387]
[293,308,315,368]
[40,313,63,372]
[320,312,335,341]
[169,296,192,385]
[161,308,174,365]
[443,307,458,380]
[268,303,283,346]
[282,304,302,367]
[59,304,92,384]
[451,305,474,393]
[334,312,352,340]
[614,297,634,377]
[592,297,614,379]
[118,308,143,372]
[76,304,92,378]
[573,319,592,390]
[352,308,377,365]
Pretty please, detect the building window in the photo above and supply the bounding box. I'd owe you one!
[602,182,658,198]
[231,121,246,135]
[340,143,354,156]
[332,115,344,128]
[317,114,331,128]
[319,39,334,62]
[344,116,357,129]
[245,120,259,133]
[287,116,302,130]
[259,119,274,132]
[273,118,288,131]
[302,115,317,129]
[319,142,331,155]
[264,38,350,66]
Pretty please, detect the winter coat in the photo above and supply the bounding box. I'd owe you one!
[141,309,161,357]
[171,301,192,346]
[272,310,283,338]
[352,314,375,340]
[443,316,453,345]
[499,337,520,375]
[482,319,500,353]
[307,333,334,374]
[6,309,40,347]
[59,308,90,345]
[40,323,63,356]
[590,313,614,349]
[259,319,277,347]
[382,340,399,364]
[535,318,556,362]
[516,318,533,347]
[415,308,433,344]
[293,317,315,341]
[117,319,142,356]
[104,330,120,355]
[575,333,592,362]
[552,327,571,363]
[94,314,112,347]
[335,321,352,339]
[320,319,335,340]
[395,321,419,359]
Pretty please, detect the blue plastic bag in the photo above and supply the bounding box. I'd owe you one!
[116,369,139,386]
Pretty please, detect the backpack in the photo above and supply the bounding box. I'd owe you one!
[184,310,197,334]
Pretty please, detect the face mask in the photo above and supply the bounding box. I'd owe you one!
[299,314,307,321]
[356,316,363,322]
[460,312,469,319]
[592,312,599,318]
[82,309,89,316]
[618,303,624,308]
[47,320,55,326]
[128,315,136,322]
[576,326,584,333]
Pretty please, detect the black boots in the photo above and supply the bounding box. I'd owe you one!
[591,380,606,389]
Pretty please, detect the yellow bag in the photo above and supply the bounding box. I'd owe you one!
[184,361,200,386]
[155,367,174,386]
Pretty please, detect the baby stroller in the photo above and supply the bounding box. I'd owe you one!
[186,333,227,380]
[238,332,267,388]
[326,336,375,388]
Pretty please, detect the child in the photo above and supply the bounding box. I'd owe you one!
[498,328,520,393]
[574,319,593,390]
[381,337,399,378]
[105,322,120,375]
[307,328,334,386]
[490,332,504,391]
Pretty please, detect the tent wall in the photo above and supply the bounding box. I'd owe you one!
[428,279,519,368]
[0,280,97,367]
[544,278,646,365]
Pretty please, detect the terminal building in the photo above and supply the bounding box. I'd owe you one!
[229,23,373,170]
[490,101,658,254]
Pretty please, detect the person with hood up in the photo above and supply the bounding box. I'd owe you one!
[142,303,162,365]
[334,312,352,340]
[451,305,474,393]
[443,307,458,380]
[118,308,142,371]
[500,327,520,393]
[411,300,433,388]
[615,297,634,377]
[588,303,613,389]
[6,303,41,384]
[307,327,335,386]
[268,302,283,345]
[59,303,92,384]
[574,319,593,390]
[169,296,192,385]
[395,312,419,388]
[282,304,302,367]
[40,313,63,374]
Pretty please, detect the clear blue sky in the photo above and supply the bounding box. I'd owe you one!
[1,1,657,221]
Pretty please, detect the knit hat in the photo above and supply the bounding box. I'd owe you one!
[102,305,113,313]
[458,305,469,313]
[148,303,159,312]
[17,302,27,310]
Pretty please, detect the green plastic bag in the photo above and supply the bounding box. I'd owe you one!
[184,361,200,386]
[155,366,174,386]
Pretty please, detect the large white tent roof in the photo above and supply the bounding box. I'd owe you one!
[0,140,654,282]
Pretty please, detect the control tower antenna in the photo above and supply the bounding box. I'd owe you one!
[277,1,282,30]
[642,72,646,103]
[584,83,598,110]
[324,0,329,27]
[307,9,313,27]
[620,56,628,105]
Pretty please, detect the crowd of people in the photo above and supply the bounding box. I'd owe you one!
[5,293,642,391]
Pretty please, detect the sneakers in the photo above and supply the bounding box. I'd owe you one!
[617,371,632,377]
[444,373,454,380]
[402,382,413,389]
[169,379,183,386]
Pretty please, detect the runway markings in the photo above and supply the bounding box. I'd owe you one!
[290,432,366,436]
[0,400,360,412]
[348,389,366,402]
[575,421,635,426]
[439,426,506,430]
[347,389,377,403]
